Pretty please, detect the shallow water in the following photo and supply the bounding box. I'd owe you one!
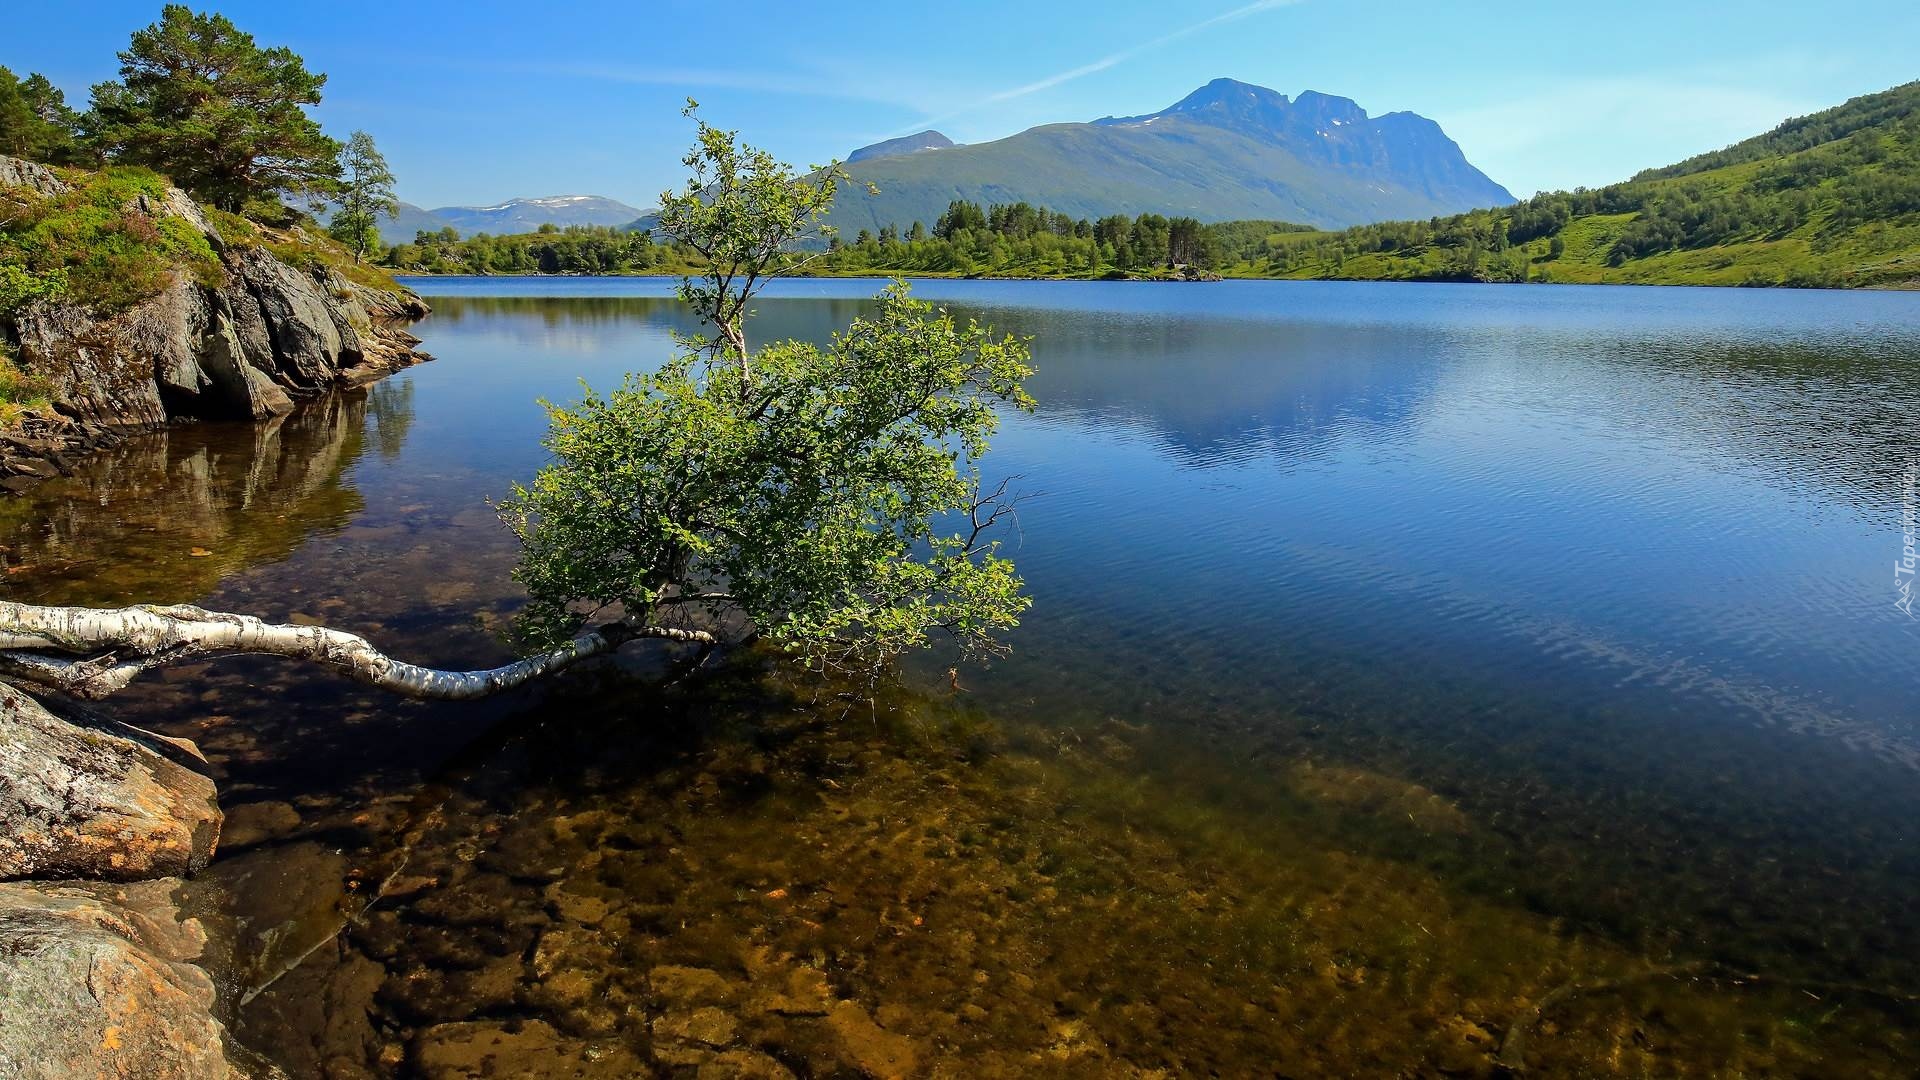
[8,277,1920,1076]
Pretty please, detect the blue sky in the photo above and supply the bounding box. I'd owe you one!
[10,1,1918,210]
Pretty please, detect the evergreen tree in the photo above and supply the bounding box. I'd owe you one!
[0,67,83,164]
[86,5,341,210]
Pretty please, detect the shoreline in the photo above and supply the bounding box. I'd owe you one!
[384,267,1916,291]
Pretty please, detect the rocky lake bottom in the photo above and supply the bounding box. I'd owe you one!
[7,277,1920,1076]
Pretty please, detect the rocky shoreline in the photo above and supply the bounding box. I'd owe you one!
[0,154,432,495]
[0,154,434,1076]
[0,683,259,1077]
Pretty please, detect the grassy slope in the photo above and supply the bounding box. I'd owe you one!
[1232,84,1920,288]
[1251,166,1920,288]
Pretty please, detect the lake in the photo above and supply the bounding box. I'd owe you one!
[10,276,1920,1076]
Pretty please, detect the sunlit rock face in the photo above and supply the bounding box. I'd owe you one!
[0,152,429,434]
[0,685,240,1078]
[0,682,222,881]
[0,878,234,1080]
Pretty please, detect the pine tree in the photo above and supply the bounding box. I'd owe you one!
[86,5,340,210]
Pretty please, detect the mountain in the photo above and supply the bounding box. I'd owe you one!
[848,130,956,163]
[426,195,646,237]
[825,78,1513,235]
[1250,80,1920,288]
[335,195,647,246]
[378,200,458,244]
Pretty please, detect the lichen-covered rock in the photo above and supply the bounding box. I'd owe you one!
[0,683,222,881]
[0,878,233,1080]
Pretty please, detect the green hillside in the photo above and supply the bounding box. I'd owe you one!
[1224,81,1920,288]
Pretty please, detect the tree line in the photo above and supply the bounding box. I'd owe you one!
[1248,97,1920,284]
[383,225,676,275]
[378,198,1319,281]
[821,199,1245,277]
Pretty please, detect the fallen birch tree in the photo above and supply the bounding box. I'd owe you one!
[0,601,714,700]
[1,106,1032,706]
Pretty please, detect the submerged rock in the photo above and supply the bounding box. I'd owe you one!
[0,878,235,1079]
[0,682,222,881]
[650,964,740,1009]
[411,1019,646,1079]
[697,1049,798,1080]
[825,1000,921,1080]
[219,800,302,849]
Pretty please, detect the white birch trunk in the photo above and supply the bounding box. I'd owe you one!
[0,601,713,701]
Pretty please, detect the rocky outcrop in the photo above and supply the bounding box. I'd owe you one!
[0,682,222,881]
[0,153,430,488]
[0,878,233,1080]
[0,683,249,1076]
[0,156,67,198]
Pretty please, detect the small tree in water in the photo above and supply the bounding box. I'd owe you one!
[0,110,1031,700]
[497,107,1034,678]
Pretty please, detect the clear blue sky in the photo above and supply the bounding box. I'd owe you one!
[9,1,1917,210]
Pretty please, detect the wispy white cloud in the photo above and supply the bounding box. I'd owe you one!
[884,0,1305,137]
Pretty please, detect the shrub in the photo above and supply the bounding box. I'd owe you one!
[0,166,223,314]
[0,342,50,426]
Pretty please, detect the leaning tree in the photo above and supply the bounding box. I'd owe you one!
[0,107,1033,704]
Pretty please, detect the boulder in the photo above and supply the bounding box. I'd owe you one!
[0,683,222,881]
[0,878,233,1079]
[0,153,430,438]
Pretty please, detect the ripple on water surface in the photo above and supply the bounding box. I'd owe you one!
[8,279,1920,1075]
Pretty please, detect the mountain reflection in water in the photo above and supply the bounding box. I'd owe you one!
[10,277,1919,1076]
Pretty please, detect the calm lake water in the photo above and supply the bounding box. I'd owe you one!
[9,277,1920,1076]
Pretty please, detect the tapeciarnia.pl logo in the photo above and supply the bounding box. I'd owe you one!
[1898,462,1917,618]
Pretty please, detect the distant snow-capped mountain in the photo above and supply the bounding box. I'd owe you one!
[426,195,646,237]
[333,194,648,245]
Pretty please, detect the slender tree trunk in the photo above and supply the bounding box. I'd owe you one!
[0,601,714,701]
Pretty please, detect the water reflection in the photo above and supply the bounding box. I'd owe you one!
[10,277,1920,1075]
[1,388,408,607]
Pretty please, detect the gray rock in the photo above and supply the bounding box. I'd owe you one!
[0,155,66,198]
[0,878,233,1079]
[0,153,430,443]
[0,683,223,881]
